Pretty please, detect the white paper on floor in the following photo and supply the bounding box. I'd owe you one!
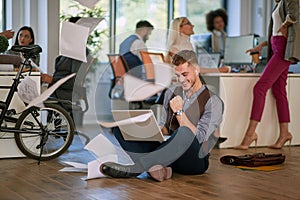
[59,133,134,180]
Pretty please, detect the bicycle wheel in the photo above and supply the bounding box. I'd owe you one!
[14,103,75,161]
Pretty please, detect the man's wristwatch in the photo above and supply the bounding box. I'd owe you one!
[174,109,184,116]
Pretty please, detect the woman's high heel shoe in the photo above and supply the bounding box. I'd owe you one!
[234,133,258,150]
[268,133,293,149]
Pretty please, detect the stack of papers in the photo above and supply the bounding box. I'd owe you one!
[59,134,134,180]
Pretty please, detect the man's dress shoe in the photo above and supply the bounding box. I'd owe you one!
[100,162,141,178]
[214,137,227,149]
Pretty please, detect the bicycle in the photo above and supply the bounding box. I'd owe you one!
[0,45,75,162]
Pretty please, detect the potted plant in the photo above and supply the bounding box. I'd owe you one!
[0,35,9,53]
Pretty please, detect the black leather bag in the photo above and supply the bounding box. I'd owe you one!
[220,153,286,167]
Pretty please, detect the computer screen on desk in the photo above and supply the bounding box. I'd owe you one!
[224,35,254,65]
[198,53,221,68]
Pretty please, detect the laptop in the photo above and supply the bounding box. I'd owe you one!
[197,53,221,68]
[111,109,167,142]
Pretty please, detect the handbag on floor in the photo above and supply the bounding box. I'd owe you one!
[220,153,286,167]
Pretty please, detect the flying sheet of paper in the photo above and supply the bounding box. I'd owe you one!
[98,112,152,128]
[84,134,117,158]
[154,63,173,86]
[17,76,39,103]
[124,75,162,101]
[76,17,103,35]
[60,21,89,62]
[74,0,100,9]
[124,63,172,101]
[20,73,76,112]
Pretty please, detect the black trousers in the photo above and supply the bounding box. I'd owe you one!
[113,126,210,175]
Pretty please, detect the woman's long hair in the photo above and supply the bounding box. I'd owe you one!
[14,26,35,45]
[166,17,186,52]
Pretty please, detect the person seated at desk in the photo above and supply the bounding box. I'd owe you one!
[166,17,230,73]
[5,26,40,67]
[205,8,228,58]
[119,20,154,79]
[100,50,224,182]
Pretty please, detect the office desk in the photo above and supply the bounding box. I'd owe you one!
[0,72,40,158]
[203,73,300,148]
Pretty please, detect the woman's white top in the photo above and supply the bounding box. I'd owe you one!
[272,4,284,36]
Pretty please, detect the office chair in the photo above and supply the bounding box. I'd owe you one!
[140,51,165,81]
[71,55,95,125]
[139,51,167,105]
[107,54,129,99]
[50,54,95,126]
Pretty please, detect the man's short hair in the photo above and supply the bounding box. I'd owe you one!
[171,50,198,66]
[136,20,154,29]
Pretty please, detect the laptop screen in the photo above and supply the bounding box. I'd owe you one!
[111,110,166,142]
[197,53,221,68]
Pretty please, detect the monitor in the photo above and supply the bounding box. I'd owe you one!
[198,53,221,68]
[223,35,255,65]
[191,33,212,53]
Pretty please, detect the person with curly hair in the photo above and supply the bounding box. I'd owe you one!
[206,8,228,57]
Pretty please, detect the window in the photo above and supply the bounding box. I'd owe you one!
[174,0,223,34]
[115,0,168,53]
[0,0,4,31]
[60,0,110,61]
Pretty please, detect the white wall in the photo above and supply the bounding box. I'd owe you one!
[227,0,273,37]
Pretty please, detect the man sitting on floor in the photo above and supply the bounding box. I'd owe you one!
[100,50,224,181]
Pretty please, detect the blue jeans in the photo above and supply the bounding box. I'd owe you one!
[113,126,210,175]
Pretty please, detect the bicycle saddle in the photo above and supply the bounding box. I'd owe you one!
[11,45,42,59]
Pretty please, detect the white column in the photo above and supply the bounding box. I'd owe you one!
[37,0,60,74]
[227,0,241,36]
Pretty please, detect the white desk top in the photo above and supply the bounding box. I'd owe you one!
[0,72,40,76]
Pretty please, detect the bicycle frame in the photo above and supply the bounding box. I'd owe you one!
[0,57,33,131]
[0,45,75,161]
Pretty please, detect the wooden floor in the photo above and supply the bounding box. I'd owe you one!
[1,125,300,200]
